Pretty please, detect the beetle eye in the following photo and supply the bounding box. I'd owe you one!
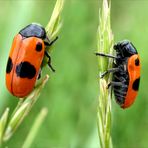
[36,42,42,52]
[135,58,139,66]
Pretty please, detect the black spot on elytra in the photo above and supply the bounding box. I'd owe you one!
[36,42,42,52]
[16,62,36,79]
[132,78,140,91]
[6,57,13,73]
[135,58,139,66]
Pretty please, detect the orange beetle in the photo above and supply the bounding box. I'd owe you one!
[6,23,56,97]
[96,40,140,109]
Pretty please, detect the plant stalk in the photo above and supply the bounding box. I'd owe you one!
[97,0,114,147]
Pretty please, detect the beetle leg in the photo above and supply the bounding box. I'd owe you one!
[45,51,55,72]
[114,93,125,99]
[37,68,42,80]
[114,88,127,95]
[44,36,58,46]
[114,75,126,83]
[100,68,119,78]
[107,81,127,89]
[44,36,58,72]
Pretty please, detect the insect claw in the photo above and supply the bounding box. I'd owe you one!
[107,83,111,89]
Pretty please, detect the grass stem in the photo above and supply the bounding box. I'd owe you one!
[97,0,114,147]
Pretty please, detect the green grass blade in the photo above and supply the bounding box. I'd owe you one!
[22,108,48,148]
[0,108,9,145]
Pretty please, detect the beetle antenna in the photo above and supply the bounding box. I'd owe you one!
[95,52,117,59]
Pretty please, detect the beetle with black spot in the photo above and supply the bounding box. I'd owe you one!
[6,23,58,97]
[96,40,140,109]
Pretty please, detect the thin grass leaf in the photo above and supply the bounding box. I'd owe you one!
[3,103,29,141]
[22,108,48,148]
[46,0,64,42]
[0,108,9,145]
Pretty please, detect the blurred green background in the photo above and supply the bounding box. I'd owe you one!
[0,0,147,147]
